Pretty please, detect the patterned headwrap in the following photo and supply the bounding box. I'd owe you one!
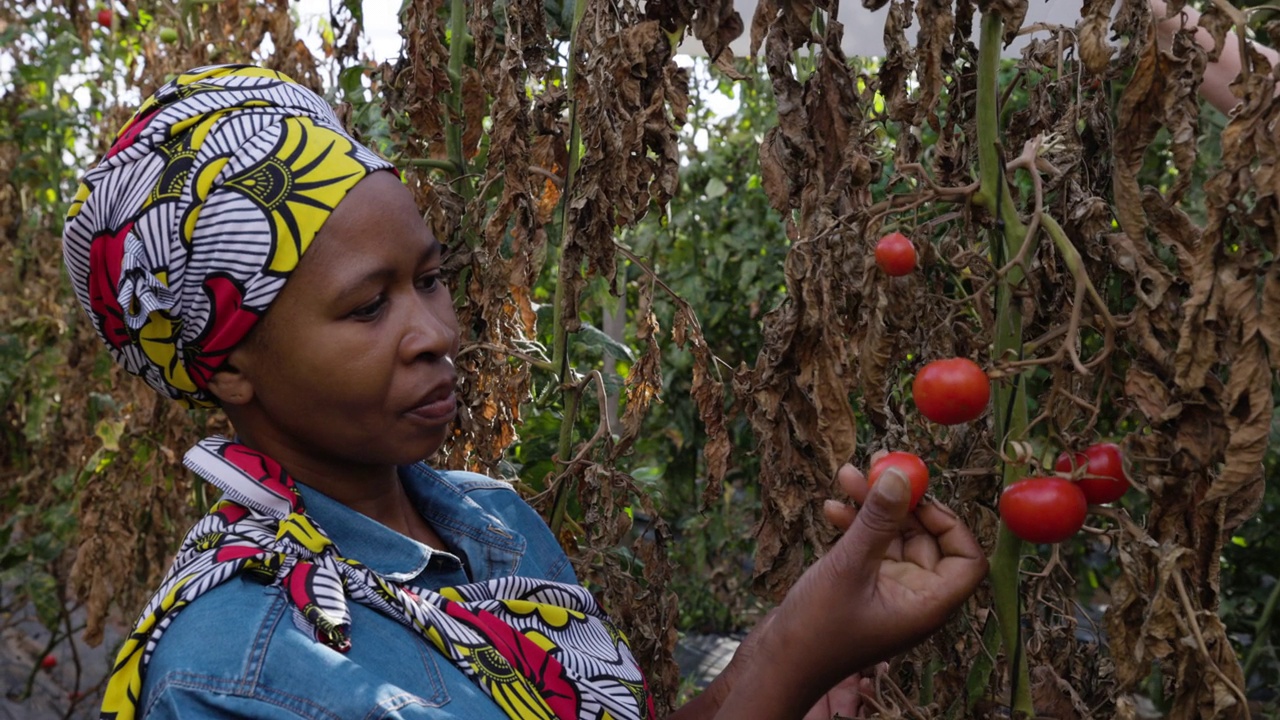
[68,67,655,720]
[62,64,394,407]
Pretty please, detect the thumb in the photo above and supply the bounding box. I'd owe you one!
[841,468,910,564]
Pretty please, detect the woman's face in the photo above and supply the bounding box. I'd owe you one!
[224,171,461,468]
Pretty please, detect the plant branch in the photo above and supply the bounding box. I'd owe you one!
[454,342,557,373]
[549,371,613,534]
[548,0,592,537]
[1243,575,1280,679]
[1170,569,1253,715]
[444,0,473,207]
[975,8,1035,715]
[402,157,460,173]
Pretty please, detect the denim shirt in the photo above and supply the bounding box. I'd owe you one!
[138,464,578,719]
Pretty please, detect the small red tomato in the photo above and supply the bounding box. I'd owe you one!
[999,476,1088,544]
[1055,442,1130,505]
[97,8,112,27]
[874,231,917,276]
[40,654,57,670]
[911,358,990,425]
[867,451,930,510]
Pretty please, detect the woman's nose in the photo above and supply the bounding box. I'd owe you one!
[400,292,459,362]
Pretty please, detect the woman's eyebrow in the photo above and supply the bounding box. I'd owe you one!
[421,236,442,262]
[331,237,443,306]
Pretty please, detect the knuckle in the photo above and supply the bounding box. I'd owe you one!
[855,503,901,535]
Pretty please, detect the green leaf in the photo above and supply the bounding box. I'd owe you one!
[342,0,364,24]
[576,321,634,363]
[30,572,61,632]
[704,177,727,199]
[95,417,125,452]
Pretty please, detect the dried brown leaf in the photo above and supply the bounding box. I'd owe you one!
[690,0,744,63]
[672,306,732,510]
[1124,366,1181,423]
[1261,263,1280,369]
[1079,0,1117,75]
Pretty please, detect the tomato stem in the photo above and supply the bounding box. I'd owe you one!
[445,0,473,209]
[548,0,592,538]
[974,8,1035,715]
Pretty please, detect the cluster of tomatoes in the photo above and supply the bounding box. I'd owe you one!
[1000,443,1129,543]
[870,231,1130,542]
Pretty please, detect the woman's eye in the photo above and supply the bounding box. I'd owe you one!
[416,273,441,292]
[349,295,386,320]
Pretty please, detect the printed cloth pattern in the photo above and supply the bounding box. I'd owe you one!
[100,437,655,720]
[62,64,394,407]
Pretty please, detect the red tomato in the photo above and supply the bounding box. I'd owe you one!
[40,654,57,670]
[867,451,929,510]
[874,231,917,276]
[1054,442,1130,505]
[911,358,990,425]
[97,8,112,27]
[999,477,1087,544]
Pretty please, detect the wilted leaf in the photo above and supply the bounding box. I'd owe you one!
[1079,0,1116,75]
[1124,366,1180,423]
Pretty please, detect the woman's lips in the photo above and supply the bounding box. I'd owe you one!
[406,391,458,425]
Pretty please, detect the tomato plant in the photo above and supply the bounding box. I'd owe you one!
[911,358,990,425]
[874,231,917,276]
[1054,442,1130,505]
[867,451,929,510]
[998,477,1088,544]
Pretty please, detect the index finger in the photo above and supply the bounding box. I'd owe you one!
[913,500,987,564]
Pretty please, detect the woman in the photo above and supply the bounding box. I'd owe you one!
[63,65,988,720]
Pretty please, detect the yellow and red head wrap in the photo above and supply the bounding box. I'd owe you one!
[63,64,395,406]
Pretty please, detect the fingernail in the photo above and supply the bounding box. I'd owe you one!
[878,468,909,503]
[823,499,845,513]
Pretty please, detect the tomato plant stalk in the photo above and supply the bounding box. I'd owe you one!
[973,8,1035,715]
[445,0,474,207]
[549,0,592,536]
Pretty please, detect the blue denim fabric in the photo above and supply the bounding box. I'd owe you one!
[139,464,578,719]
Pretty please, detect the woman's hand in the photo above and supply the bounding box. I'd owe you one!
[713,463,988,718]
[800,665,883,720]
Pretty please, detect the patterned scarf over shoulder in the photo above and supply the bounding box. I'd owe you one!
[102,438,654,720]
[62,66,654,720]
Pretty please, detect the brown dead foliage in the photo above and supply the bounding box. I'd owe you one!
[737,0,1270,715]
[380,0,742,708]
[734,4,878,602]
[0,0,320,650]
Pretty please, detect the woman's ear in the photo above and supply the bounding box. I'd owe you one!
[206,353,255,407]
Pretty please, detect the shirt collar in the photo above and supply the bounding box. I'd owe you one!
[295,476,440,582]
[296,463,525,582]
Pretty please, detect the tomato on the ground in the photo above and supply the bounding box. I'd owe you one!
[911,357,990,425]
[1054,442,1130,505]
[874,231,917,276]
[867,451,930,510]
[999,476,1088,544]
